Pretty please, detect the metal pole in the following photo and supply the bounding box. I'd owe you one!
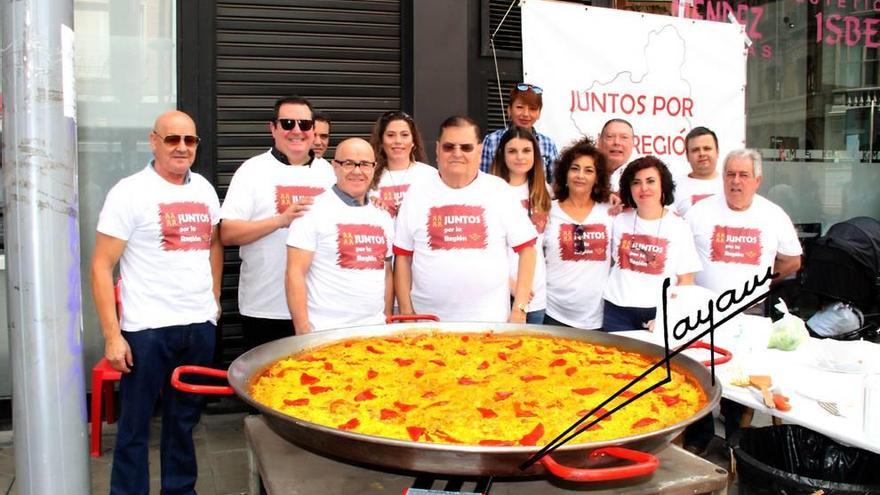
[1,0,90,493]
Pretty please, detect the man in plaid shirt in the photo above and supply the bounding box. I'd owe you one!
[479,83,559,183]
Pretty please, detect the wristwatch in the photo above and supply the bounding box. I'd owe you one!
[514,302,528,313]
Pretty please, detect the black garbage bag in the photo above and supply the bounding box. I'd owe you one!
[732,425,880,494]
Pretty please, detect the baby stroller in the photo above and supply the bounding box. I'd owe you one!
[800,216,880,341]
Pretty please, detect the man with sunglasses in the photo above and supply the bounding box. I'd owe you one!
[394,116,538,322]
[479,83,559,183]
[286,138,393,332]
[92,110,222,494]
[220,96,335,350]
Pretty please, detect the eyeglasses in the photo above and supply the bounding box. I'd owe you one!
[153,132,200,147]
[440,142,476,153]
[333,159,377,171]
[516,83,543,94]
[275,119,315,131]
[573,224,586,255]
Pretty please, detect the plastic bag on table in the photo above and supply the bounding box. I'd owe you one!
[768,299,808,351]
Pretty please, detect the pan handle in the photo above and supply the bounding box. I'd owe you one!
[539,446,659,481]
[171,365,234,395]
[686,340,733,367]
[385,314,440,323]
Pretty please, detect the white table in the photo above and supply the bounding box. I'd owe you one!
[619,315,880,454]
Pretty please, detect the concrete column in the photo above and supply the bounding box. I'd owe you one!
[1,0,90,492]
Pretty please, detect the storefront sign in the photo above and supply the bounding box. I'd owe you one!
[672,0,880,58]
[521,1,746,176]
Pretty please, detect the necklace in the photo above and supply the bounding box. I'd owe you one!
[386,161,413,189]
[631,208,665,265]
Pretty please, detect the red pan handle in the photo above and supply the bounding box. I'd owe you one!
[171,365,234,395]
[687,340,733,366]
[385,314,440,323]
[540,446,659,481]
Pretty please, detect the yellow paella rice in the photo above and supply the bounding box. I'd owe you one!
[249,333,708,446]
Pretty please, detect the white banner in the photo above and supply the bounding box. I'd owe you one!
[521,0,747,177]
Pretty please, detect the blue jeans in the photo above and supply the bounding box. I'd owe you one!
[526,309,545,325]
[602,300,656,332]
[542,313,571,327]
[110,321,216,495]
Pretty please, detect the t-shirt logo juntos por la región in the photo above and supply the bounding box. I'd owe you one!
[559,224,607,262]
[710,225,761,265]
[426,205,488,251]
[274,185,325,215]
[158,202,212,251]
[619,233,668,275]
[691,193,714,205]
[378,184,409,218]
[336,224,386,270]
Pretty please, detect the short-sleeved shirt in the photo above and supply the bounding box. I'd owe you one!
[544,201,614,329]
[220,149,335,319]
[97,163,221,331]
[604,209,702,309]
[479,127,559,182]
[507,183,547,312]
[369,161,437,218]
[287,189,394,332]
[393,173,538,322]
[686,194,802,298]
[671,175,723,217]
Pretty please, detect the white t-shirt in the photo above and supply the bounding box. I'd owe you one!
[287,190,394,332]
[393,173,538,322]
[220,150,335,319]
[544,201,614,329]
[370,161,437,218]
[609,165,626,193]
[507,182,547,312]
[97,164,220,332]
[604,209,702,309]
[671,174,723,216]
[686,194,802,299]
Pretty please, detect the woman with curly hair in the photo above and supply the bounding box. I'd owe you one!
[543,137,614,329]
[602,156,701,332]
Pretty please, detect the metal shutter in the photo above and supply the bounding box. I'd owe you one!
[214,0,402,363]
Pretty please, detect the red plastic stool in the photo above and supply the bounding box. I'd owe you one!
[90,357,122,457]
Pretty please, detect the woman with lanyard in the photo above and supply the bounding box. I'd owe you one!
[369,111,436,218]
[602,156,702,332]
[543,137,614,329]
[489,126,551,324]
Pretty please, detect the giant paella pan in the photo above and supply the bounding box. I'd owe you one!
[173,318,724,482]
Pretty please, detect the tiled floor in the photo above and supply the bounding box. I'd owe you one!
[0,410,745,494]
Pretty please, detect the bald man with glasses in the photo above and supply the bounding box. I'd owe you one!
[220,95,335,350]
[92,110,222,494]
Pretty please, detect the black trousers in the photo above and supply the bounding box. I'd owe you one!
[241,315,295,352]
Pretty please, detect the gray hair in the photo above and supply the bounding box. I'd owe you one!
[723,148,763,177]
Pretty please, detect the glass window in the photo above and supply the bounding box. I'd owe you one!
[675,0,880,231]
[77,0,177,368]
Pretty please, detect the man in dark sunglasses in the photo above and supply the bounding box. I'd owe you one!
[393,115,538,324]
[92,110,222,494]
[479,82,559,183]
[220,96,336,351]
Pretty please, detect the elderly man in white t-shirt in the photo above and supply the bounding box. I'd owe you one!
[91,110,222,494]
[683,148,802,455]
[220,96,335,349]
[597,118,635,193]
[671,126,724,216]
[285,138,393,333]
[393,116,538,322]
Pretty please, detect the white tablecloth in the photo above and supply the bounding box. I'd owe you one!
[618,315,880,454]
